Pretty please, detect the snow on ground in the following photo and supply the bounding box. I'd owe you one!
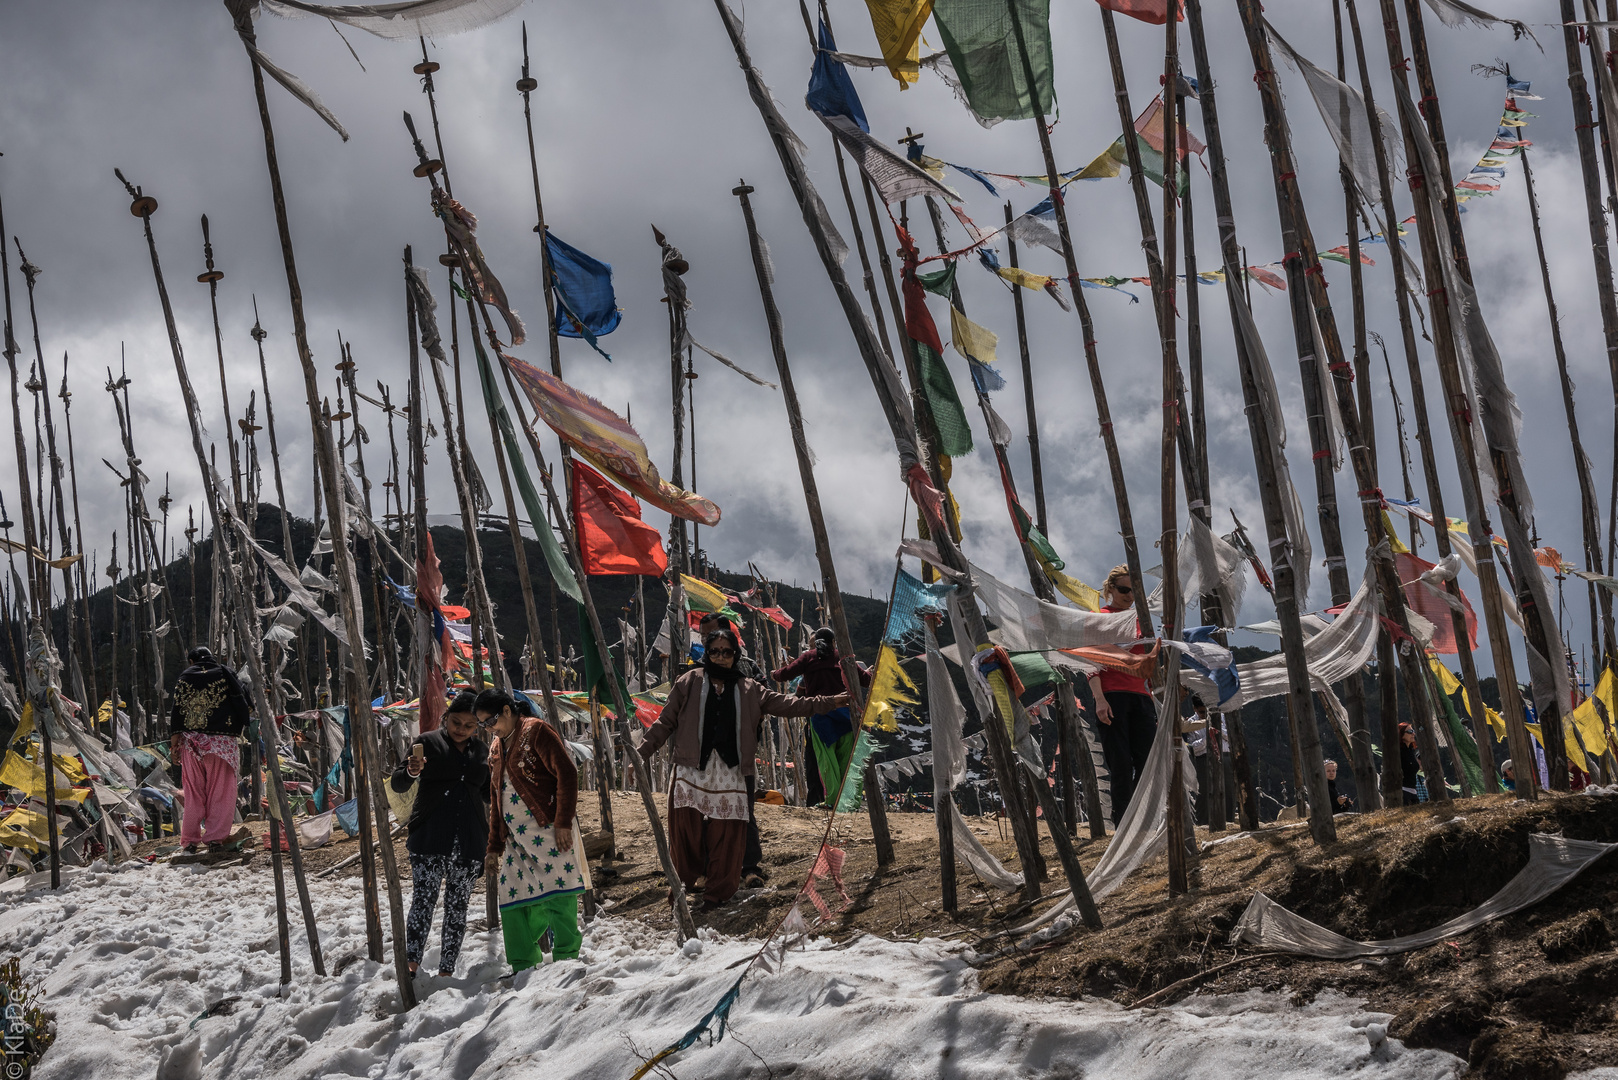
[1,860,1481,1080]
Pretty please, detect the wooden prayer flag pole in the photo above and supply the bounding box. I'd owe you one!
[1360,0,1538,797]
[1004,0,1152,639]
[714,0,1100,928]
[220,0,415,1005]
[1238,0,1464,832]
[399,115,698,941]
[1181,0,1320,835]
[1339,0,1486,800]
[1515,81,1612,666]
[736,181,903,874]
[1394,0,1566,789]
[1552,12,1618,665]
[58,352,98,714]
[1159,15,1190,895]
[115,167,330,982]
[198,215,244,513]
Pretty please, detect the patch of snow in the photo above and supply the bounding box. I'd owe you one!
[4,862,1468,1080]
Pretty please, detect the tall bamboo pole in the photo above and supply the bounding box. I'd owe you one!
[1554,15,1618,664]
[221,1,414,1005]
[1158,18,1188,892]
[1004,1,1152,637]
[714,0,1100,925]
[1239,0,1466,827]
[1363,0,1537,796]
[1394,0,1565,789]
[58,353,97,714]
[199,216,243,512]
[1520,132,1611,670]
[1341,0,1495,799]
[1182,0,1321,835]
[16,256,83,707]
[115,169,329,979]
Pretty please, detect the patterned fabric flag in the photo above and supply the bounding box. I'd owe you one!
[861,0,934,87]
[932,0,1054,123]
[506,353,720,526]
[569,460,668,576]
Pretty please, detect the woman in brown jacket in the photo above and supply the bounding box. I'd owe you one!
[476,689,584,972]
[640,627,847,909]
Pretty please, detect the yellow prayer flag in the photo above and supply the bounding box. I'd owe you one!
[1428,658,1461,697]
[1566,667,1615,762]
[949,305,999,367]
[11,702,33,746]
[986,668,1017,738]
[1048,568,1102,612]
[0,750,87,805]
[0,807,48,853]
[679,574,730,615]
[863,0,933,87]
[995,265,1054,293]
[1076,142,1123,180]
[862,644,918,732]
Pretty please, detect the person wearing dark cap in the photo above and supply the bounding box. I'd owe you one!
[771,627,872,808]
[643,626,848,909]
[169,646,251,854]
[391,689,490,977]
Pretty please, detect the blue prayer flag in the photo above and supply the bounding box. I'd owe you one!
[805,20,868,133]
[545,231,621,358]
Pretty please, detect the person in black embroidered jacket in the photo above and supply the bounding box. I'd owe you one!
[169,646,251,854]
[390,690,490,977]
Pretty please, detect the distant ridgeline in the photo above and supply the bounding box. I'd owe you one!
[0,503,889,710]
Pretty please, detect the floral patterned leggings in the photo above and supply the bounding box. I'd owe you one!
[405,838,482,975]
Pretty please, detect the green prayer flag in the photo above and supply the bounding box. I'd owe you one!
[932,0,1054,123]
[1428,668,1486,795]
[1107,134,1189,196]
[579,602,633,712]
[917,342,974,456]
[834,728,880,813]
[916,260,959,298]
[471,332,583,604]
[1024,524,1064,572]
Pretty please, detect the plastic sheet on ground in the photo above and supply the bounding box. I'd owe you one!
[1230,833,1616,958]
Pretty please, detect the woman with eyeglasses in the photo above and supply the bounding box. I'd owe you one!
[1085,565,1157,827]
[476,687,584,972]
[389,689,490,977]
[640,626,850,910]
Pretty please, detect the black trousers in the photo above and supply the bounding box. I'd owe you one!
[1100,691,1157,826]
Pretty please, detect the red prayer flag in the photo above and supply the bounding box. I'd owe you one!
[569,459,668,576]
[1096,0,1182,25]
[1395,551,1478,655]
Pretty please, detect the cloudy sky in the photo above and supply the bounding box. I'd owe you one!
[0,1,1598,679]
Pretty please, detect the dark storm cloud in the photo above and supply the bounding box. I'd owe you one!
[0,1,1590,674]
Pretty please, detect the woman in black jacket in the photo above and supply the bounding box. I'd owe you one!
[390,690,490,977]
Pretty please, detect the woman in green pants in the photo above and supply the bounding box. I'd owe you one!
[477,689,586,970]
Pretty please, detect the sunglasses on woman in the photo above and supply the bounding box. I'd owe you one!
[708,647,736,658]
